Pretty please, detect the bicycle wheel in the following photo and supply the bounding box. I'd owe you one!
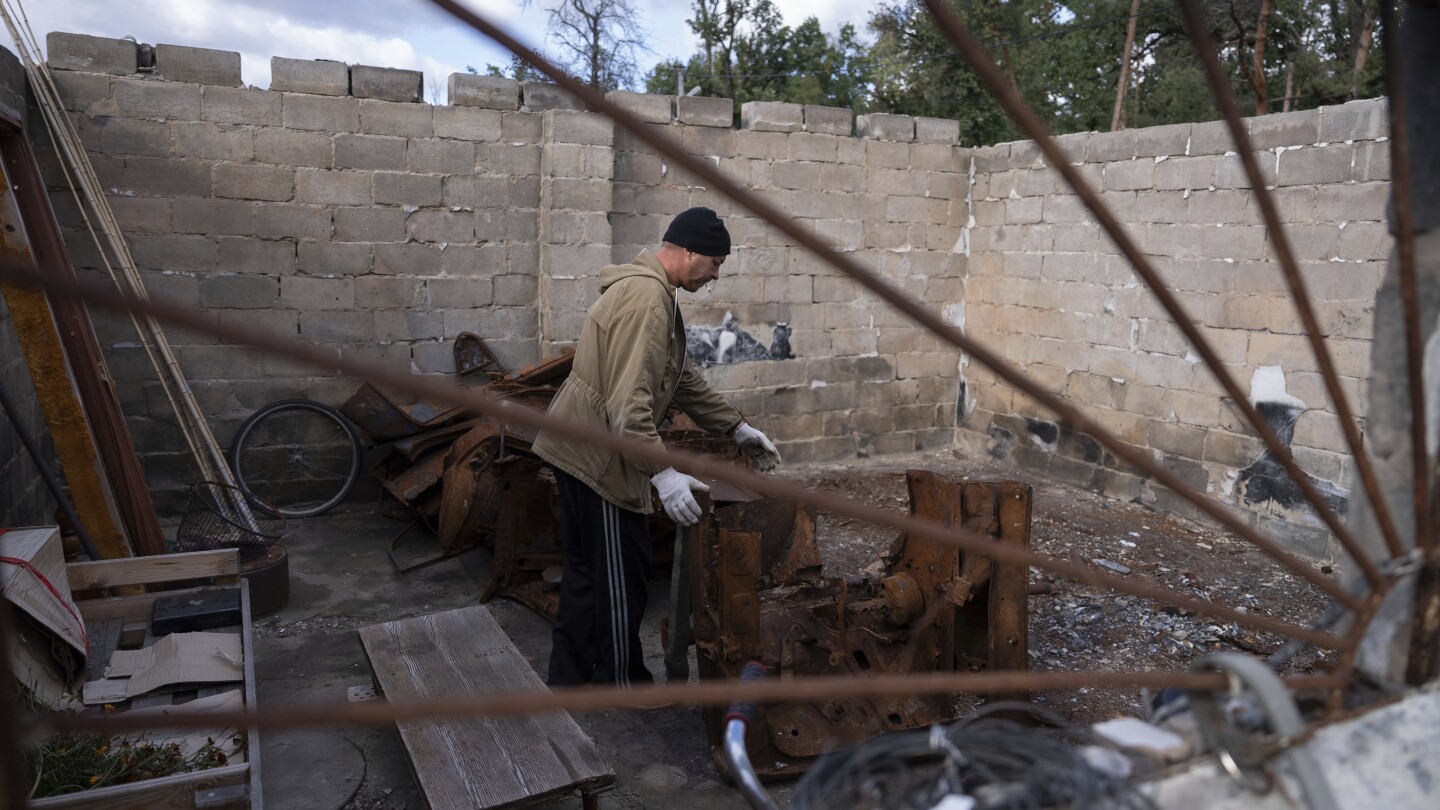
[230,399,362,518]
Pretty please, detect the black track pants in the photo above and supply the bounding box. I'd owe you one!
[547,467,655,688]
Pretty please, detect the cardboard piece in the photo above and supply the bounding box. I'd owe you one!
[84,632,243,703]
[0,527,86,656]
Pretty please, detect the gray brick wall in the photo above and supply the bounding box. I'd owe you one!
[958,98,1393,558]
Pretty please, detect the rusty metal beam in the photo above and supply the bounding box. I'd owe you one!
[0,152,131,561]
[422,0,1362,612]
[48,668,1345,737]
[0,125,164,557]
[0,261,1348,649]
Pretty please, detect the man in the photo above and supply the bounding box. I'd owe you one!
[533,207,782,688]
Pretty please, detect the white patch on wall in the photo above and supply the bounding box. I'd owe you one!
[1248,365,1306,410]
[1220,468,1240,498]
[944,302,966,329]
[810,380,827,389]
[1424,327,1440,460]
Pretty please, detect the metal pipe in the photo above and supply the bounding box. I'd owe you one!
[421,0,1362,612]
[724,719,777,810]
[0,375,103,561]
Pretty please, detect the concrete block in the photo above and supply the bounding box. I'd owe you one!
[1102,159,1154,191]
[1248,109,1318,149]
[299,311,374,343]
[335,206,406,242]
[606,90,672,123]
[1319,97,1388,143]
[1277,143,1352,186]
[154,44,241,86]
[111,77,201,120]
[856,113,914,141]
[282,93,359,132]
[298,241,372,276]
[172,198,253,235]
[1215,153,1277,188]
[1087,129,1136,162]
[53,70,112,113]
[270,57,349,96]
[433,105,503,141]
[350,64,422,102]
[129,234,216,271]
[1354,140,1390,181]
[677,95,732,127]
[1135,122,1190,157]
[199,274,278,309]
[100,117,168,156]
[1155,155,1216,190]
[110,196,170,231]
[915,116,959,144]
[254,127,332,168]
[408,138,476,174]
[281,276,354,310]
[373,171,441,206]
[449,73,519,109]
[200,86,280,125]
[407,210,474,242]
[213,163,294,201]
[1187,120,1234,156]
[355,277,426,308]
[217,236,296,275]
[360,98,433,137]
[523,82,582,111]
[47,32,136,75]
[741,101,803,132]
[493,274,537,306]
[803,105,851,136]
[543,110,613,146]
[376,310,445,342]
[335,133,408,171]
[442,174,507,209]
[373,242,442,275]
[254,204,332,240]
[295,168,371,205]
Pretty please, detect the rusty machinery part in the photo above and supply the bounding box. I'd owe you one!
[340,382,468,443]
[454,331,508,380]
[691,470,1032,777]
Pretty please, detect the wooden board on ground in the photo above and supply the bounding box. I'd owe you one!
[359,605,613,809]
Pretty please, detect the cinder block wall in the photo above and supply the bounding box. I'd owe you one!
[40,33,971,511]
[0,45,59,528]
[958,101,1392,557]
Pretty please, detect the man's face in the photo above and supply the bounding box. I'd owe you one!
[678,249,725,292]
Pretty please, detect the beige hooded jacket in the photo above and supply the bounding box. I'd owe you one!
[532,249,744,513]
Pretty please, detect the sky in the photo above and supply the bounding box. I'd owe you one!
[24,0,881,100]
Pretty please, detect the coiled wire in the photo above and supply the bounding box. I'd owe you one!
[791,703,1155,810]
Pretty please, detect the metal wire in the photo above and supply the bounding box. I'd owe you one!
[0,259,1343,649]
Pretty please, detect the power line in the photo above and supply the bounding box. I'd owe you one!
[671,4,1174,82]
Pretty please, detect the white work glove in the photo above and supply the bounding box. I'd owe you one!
[651,466,710,526]
[733,421,781,472]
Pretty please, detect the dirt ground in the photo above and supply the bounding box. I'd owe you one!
[774,450,1338,724]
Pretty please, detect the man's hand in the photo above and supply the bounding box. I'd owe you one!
[733,422,781,472]
[651,467,711,526]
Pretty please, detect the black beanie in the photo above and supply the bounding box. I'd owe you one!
[663,206,731,256]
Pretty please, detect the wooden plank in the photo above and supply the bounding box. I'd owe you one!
[29,763,250,810]
[68,550,240,592]
[359,606,613,809]
[85,619,123,682]
[239,579,263,810]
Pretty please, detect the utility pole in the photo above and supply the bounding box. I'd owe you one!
[1110,0,1142,131]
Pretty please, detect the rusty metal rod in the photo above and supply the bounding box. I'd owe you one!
[42,669,1344,736]
[424,0,1361,611]
[916,0,1377,593]
[1175,0,1401,574]
[0,260,1347,648]
[1376,0,1430,555]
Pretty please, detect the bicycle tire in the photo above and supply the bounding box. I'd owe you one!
[230,399,362,518]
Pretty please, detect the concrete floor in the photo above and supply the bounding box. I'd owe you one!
[253,502,790,810]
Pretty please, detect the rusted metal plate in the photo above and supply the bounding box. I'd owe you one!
[502,348,574,387]
[691,470,1032,777]
[340,383,465,442]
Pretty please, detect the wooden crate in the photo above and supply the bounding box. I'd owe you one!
[29,550,262,810]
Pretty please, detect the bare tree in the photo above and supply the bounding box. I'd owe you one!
[546,0,648,91]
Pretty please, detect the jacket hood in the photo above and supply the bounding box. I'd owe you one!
[599,249,673,295]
